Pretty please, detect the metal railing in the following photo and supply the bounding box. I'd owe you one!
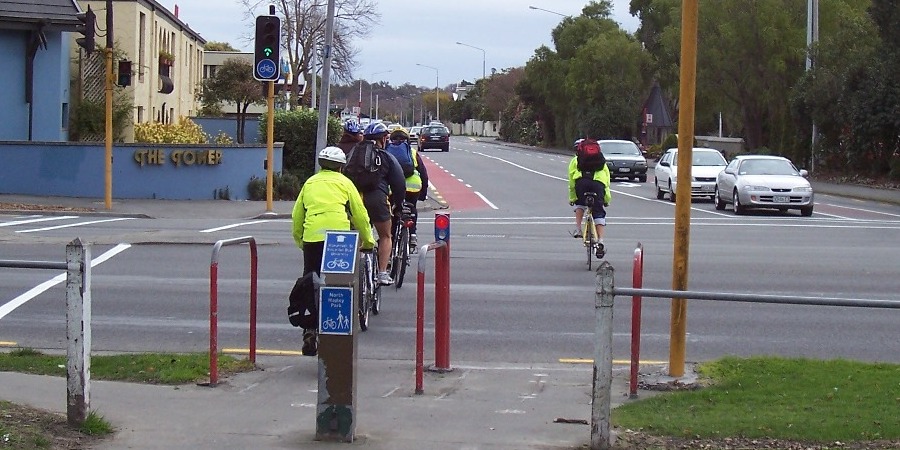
[208,236,258,387]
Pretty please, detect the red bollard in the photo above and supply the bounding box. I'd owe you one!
[434,243,451,371]
[629,243,644,398]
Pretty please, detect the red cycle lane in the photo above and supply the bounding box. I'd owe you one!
[420,156,491,212]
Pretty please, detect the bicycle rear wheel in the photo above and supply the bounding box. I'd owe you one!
[584,215,594,271]
[371,248,381,316]
[358,253,371,331]
[395,226,409,289]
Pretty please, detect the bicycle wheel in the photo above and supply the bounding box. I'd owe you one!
[389,223,402,281]
[584,214,594,271]
[371,248,381,316]
[358,253,371,331]
[395,226,409,289]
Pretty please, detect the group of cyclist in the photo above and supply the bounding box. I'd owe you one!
[290,119,429,355]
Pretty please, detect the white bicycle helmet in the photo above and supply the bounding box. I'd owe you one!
[318,146,346,164]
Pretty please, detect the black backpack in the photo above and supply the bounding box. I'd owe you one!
[576,138,606,173]
[344,141,387,192]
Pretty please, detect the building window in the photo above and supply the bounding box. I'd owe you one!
[61,103,69,129]
[137,106,144,123]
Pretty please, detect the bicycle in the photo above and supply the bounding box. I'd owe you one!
[580,191,605,271]
[357,243,381,331]
[389,201,416,289]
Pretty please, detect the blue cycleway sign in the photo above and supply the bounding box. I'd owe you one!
[319,287,353,335]
[321,231,358,274]
[255,58,278,81]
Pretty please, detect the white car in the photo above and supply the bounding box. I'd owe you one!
[655,147,727,202]
[408,126,422,144]
[715,155,814,216]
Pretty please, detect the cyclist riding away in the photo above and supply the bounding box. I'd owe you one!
[292,146,375,355]
[345,122,406,285]
[337,120,363,154]
[568,138,612,258]
[386,127,429,252]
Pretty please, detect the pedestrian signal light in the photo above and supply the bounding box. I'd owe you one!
[75,6,96,55]
[434,213,450,243]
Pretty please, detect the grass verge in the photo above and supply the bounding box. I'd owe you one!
[613,356,900,448]
[0,349,256,449]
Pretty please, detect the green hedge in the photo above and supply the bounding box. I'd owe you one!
[258,108,343,183]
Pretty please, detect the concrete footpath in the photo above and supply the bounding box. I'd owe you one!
[0,357,646,449]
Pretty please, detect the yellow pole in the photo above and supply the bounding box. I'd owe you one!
[668,0,699,378]
[266,81,274,212]
[104,47,113,210]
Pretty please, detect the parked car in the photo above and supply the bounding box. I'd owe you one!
[408,126,422,144]
[418,125,450,152]
[655,147,727,202]
[715,155,814,216]
[599,140,648,182]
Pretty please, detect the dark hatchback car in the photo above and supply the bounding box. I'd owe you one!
[418,125,450,152]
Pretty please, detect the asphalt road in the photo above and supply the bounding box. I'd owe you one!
[1,137,899,366]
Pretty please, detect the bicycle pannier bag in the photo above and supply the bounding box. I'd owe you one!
[287,273,318,329]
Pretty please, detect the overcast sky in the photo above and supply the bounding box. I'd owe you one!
[167,0,640,88]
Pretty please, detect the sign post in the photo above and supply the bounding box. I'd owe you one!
[316,231,359,442]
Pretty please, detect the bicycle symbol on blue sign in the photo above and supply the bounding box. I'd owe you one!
[255,59,277,80]
[319,287,352,335]
[325,259,350,270]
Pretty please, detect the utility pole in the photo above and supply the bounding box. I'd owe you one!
[313,0,336,172]
[806,0,819,172]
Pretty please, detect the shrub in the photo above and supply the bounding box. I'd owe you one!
[890,155,900,181]
[134,116,209,144]
[259,108,343,183]
[247,172,303,201]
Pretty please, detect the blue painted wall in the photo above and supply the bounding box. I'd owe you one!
[0,142,283,200]
[194,117,262,144]
[0,29,71,141]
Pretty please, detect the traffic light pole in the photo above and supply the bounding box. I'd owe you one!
[104,0,113,210]
[265,81,274,212]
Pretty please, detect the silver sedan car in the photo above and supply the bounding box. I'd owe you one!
[715,155,814,216]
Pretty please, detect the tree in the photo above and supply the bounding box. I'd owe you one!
[242,0,380,109]
[204,41,240,52]
[197,58,265,143]
[483,68,523,123]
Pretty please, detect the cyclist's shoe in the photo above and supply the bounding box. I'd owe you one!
[301,329,318,357]
[595,242,606,259]
[409,234,418,253]
[572,227,583,239]
[377,271,394,286]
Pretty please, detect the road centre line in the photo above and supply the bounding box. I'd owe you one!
[200,220,272,233]
[17,217,135,233]
[0,215,77,228]
[0,243,131,321]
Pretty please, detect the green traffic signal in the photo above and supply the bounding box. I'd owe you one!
[264,47,272,57]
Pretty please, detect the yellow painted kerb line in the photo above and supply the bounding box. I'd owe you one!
[223,348,302,357]
[560,358,669,365]
[0,341,17,347]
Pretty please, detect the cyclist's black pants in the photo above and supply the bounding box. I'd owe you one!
[575,178,607,220]
[302,241,325,277]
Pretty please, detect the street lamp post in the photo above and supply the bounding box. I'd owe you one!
[416,63,439,121]
[528,5,568,17]
[369,70,392,120]
[455,41,485,80]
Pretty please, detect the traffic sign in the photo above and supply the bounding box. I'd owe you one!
[319,287,353,335]
[255,59,278,80]
[321,231,358,274]
[254,15,281,81]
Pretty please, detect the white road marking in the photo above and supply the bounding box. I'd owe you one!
[0,243,131,320]
[0,216,78,228]
[17,217,135,233]
[200,220,272,233]
[820,202,900,218]
[474,192,499,210]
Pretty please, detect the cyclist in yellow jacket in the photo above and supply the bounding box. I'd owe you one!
[568,139,612,258]
[292,146,375,355]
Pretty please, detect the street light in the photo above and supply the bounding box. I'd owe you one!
[369,70,392,119]
[455,41,486,80]
[528,5,568,17]
[416,63,440,121]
